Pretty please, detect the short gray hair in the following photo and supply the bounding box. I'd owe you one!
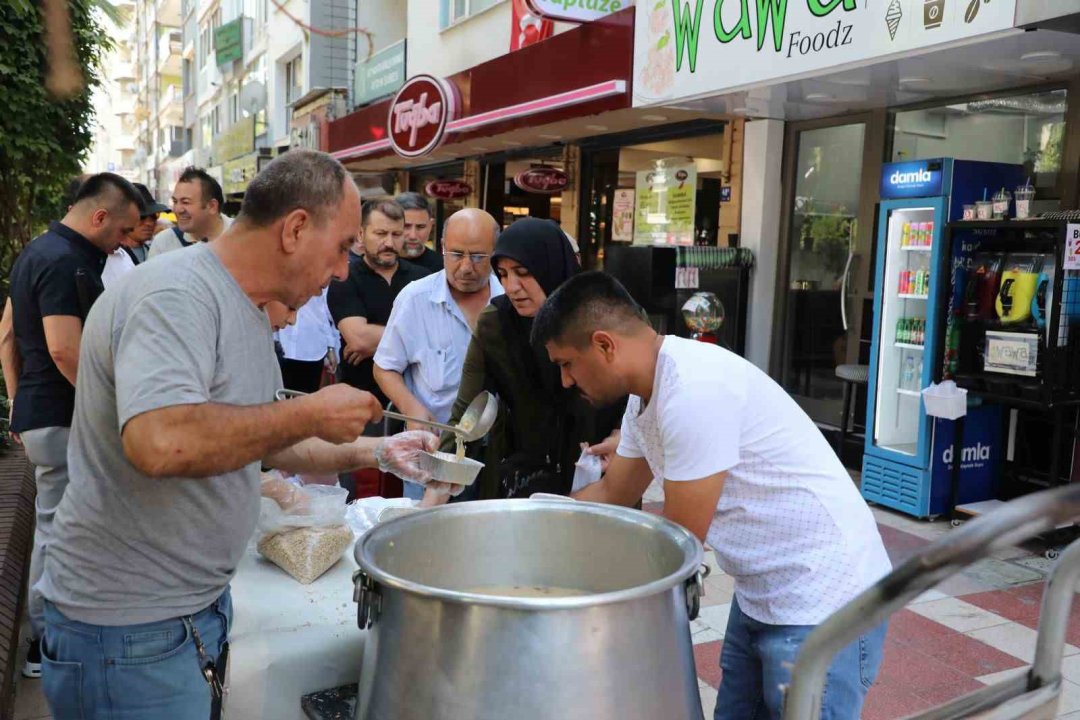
[238,150,350,227]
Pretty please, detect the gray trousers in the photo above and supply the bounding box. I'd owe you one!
[21,426,71,640]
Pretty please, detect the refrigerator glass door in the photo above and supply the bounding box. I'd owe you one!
[872,205,937,457]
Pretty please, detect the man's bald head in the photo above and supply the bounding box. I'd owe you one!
[442,208,499,294]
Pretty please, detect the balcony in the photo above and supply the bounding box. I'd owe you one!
[160,84,184,125]
[156,0,182,26]
[157,31,182,76]
[113,61,136,82]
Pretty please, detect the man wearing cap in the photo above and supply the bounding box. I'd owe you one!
[148,167,232,258]
[102,184,170,286]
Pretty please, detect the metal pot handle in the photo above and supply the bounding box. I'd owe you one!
[353,569,381,630]
[685,563,711,621]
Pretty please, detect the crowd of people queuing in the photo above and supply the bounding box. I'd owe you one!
[0,150,891,720]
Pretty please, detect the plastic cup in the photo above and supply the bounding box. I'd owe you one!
[962,204,976,221]
[992,189,1012,219]
[1015,186,1036,220]
[975,201,993,220]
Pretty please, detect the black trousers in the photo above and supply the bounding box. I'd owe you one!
[278,358,324,394]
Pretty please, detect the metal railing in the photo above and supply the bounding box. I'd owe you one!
[783,483,1080,720]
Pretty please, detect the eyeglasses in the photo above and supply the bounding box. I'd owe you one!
[443,251,491,265]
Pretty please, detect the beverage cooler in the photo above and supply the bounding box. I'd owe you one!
[861,159,1022,518]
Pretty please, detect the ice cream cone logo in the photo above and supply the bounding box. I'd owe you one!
[886,0,902,40]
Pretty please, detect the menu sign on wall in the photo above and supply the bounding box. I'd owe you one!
[633,159,696,246]
[633,0,1018,107]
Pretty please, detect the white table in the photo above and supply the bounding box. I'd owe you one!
[224,540,366,720]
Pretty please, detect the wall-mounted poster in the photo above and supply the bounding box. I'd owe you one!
[612,188,635,242]
[633,158,696,246]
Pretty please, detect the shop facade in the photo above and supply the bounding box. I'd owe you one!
[634,1,1080,441]
[325,7,736,268]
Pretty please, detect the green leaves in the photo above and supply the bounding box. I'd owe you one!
[0,0,108,293]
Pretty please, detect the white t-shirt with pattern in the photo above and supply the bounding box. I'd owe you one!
[617,337,891,626]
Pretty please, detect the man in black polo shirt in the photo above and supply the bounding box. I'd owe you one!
[327,198,429,431]
[0,173,142,677]
[395,192,444,272]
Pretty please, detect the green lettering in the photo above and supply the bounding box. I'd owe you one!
[755,0,788,52]
[807,0,855,16]
[714,0,751,43]
[670,0,705,73]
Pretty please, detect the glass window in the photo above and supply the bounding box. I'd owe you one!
[443,0,503,27]
[892,89,1067,195]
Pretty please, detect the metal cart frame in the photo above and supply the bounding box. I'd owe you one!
[784,483,1080,720]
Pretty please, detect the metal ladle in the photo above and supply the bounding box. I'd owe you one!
[274,388,498,442]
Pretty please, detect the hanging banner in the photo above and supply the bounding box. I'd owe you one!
[633,0,1019,107]
[633,159,696,246]
[511,0,555,51]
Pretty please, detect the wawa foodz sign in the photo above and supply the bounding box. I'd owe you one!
[633,0,1018,107]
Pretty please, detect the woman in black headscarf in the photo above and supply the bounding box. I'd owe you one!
[433,218,625,502]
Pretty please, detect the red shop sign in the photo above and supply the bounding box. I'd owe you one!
[424,180,473,201]
[388,75,458,158]
[514,167,570,194]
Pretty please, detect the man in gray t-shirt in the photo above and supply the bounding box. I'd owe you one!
[37,151,438,720]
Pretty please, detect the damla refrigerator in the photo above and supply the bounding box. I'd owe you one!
[861,158,1022,518]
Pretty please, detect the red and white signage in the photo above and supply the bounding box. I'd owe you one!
[333,79,626,163]
[388,75,458,158]
[514,167,570,194]
[424,180,473,201]
[511,0,554,51]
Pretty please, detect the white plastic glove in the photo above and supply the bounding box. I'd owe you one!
[374,430,439,483]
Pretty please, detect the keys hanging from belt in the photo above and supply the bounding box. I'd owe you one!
[185,617,223,701]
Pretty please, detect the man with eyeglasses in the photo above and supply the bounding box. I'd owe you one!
[374,208,503,499]
[327,199,431,440]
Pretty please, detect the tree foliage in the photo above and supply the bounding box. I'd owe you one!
[0,0,109,294]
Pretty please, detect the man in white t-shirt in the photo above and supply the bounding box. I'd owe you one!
[532,272,891,720]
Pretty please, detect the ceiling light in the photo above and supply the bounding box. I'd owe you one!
[538,133,563,140]
[502,140,523,147]
[731,107,749,114]
[804,93,833,102]
[899,76,930,85]
[641,114,668,121]
[470,147,489,152]
[1021,51,1061,62]
[585,124,608,131]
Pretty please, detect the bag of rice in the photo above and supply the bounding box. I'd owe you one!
[256,485,352,584]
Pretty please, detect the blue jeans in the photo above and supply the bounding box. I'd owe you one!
[41,589,232,720]
[715,598,886,720]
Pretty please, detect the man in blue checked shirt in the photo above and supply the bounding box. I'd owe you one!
[374,208,503,500]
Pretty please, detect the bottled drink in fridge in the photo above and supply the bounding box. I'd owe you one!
[902,357,916,391]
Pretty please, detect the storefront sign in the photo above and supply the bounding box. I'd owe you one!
[213,115,255,165]
[354,41,406,107]
[612,188,635,242]
[633,159,696,246]
[525,0,628,23]
[215,18,243,66]
[424,180,473,200]
[512,0,555,51]
[388,75,458,158]
[633,0,1018,107]
[880,159,945,199]
[514,167,570,194]
[223,152,259,195]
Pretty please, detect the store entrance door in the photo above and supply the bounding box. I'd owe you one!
[774,118,881,435]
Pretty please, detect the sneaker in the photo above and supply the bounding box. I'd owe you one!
[21,638,41,679]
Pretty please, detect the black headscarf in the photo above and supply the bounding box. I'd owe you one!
[489,218,579,396]
[491,218,579,297]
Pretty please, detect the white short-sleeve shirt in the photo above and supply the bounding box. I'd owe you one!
[373,270,503,424]
[617,337,891,626]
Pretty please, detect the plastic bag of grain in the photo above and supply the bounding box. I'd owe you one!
[256,485,353,584]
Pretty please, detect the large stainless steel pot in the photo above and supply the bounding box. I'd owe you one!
[352,499,706,720]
